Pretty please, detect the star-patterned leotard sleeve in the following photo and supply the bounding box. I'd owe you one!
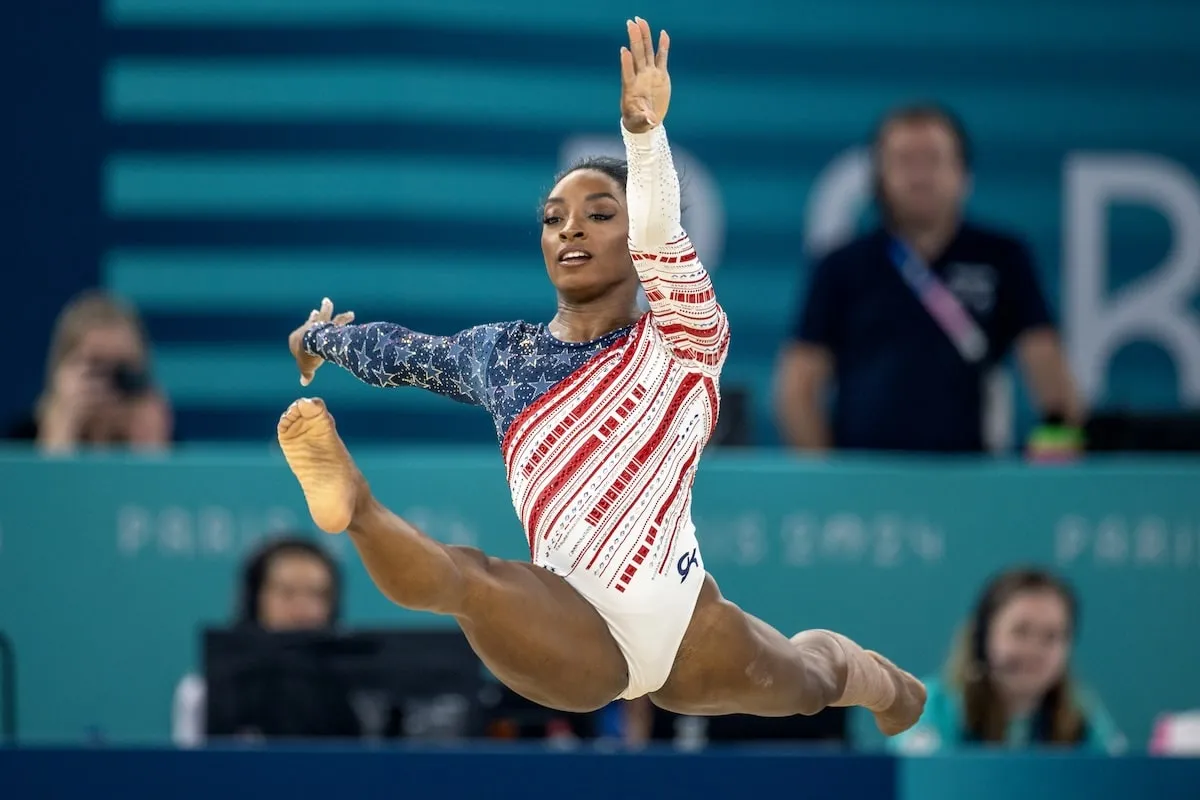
[302,321,501,408]
[298,122,723,450]
[301,317,633,439]
[623,123,730,376]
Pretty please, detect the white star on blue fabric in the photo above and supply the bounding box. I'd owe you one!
[304,319,633,439]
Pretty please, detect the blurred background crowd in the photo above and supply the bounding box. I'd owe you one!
[2,0,1199,796]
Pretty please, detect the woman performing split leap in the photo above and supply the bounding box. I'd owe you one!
[278,17,925,731]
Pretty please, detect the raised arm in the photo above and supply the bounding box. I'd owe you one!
[620,18,729,375]
[288,298,493,407]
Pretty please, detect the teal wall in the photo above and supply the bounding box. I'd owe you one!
[1,448,1197,745]
[97,0,1200,444]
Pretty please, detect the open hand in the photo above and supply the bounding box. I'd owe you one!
[620,17,671,133]
[289,297,354,387]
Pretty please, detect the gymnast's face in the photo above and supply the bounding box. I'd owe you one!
[541,169,638,304]
[258,552,335,631]
[985,588,1072,700]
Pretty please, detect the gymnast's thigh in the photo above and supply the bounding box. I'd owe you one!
[448,546,630,713]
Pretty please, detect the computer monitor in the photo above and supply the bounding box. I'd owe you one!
[203,627,487,742]
[649,707,848,746]
[1085,411,1200,452]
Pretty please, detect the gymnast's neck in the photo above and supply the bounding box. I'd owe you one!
[550,289,641,343]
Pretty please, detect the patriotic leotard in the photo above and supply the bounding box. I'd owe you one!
[305,123,730,698]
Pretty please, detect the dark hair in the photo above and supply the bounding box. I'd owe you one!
[235,535,342,627]
[870,102,971,224]
[871,102,972,168]
[554,156,629,192]
[539,155,692,219]
[539,156,629,220]
[951,566,1086,745]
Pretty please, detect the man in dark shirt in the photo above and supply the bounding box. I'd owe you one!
[775,104,1080,453]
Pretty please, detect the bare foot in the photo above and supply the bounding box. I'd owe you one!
[868,651,927,736]
[277,397,363,534]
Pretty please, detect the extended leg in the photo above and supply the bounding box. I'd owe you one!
[651,577,925,735]
[277,398,629,712]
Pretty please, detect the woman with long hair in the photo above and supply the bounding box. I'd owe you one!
[172,536,341,746]
[8,289,172,451]
[891,566,1121,753]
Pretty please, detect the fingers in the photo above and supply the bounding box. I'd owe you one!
[636,17,654,66]
[299,358,321,387]
[308,297,342,326]
[626,18,666,74]
[641,102,657,128]
[78,374,118,408]
[620,46,635,88]
[626,18,649,70]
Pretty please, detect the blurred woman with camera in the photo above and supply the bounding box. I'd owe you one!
[890,567,1122,754]
[7,289,172,452]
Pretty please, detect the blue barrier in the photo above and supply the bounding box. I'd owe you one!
[2,747,1197,800]
[3,746,895,799]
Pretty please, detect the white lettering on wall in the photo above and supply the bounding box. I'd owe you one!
[805,146,872,258]
[780,513,817,566]
[1056,514,1200,567]
[116,505,304,559]
[734,514,767,565]
[1064,154,1200,404]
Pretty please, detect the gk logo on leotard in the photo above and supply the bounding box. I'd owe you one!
[677,548,699,583]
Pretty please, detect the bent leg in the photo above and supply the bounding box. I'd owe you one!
[277,398,629,712]
[651,577,925,735]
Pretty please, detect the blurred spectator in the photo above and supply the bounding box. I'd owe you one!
[890,566,1122,754]
[172,536,342,748]
[6,289,172,452]
[775,103,1080,454]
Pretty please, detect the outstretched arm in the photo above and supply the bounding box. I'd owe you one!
[624,124,728,374]
[289,299,493,407]
[620,18,729,375]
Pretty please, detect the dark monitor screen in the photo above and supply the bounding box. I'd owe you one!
[650,707,848,745]
[1085,411,1200,452]
[203,627,487,742]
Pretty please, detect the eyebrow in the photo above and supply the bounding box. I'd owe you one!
[545,192,619,206]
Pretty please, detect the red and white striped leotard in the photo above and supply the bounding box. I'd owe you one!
[502,123,729,696]
[306,122,729,699]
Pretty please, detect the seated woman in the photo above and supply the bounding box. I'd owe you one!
[172,536,342,747]
[890,566,1123,754]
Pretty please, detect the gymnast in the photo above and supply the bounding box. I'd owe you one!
[278,17,925,732]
